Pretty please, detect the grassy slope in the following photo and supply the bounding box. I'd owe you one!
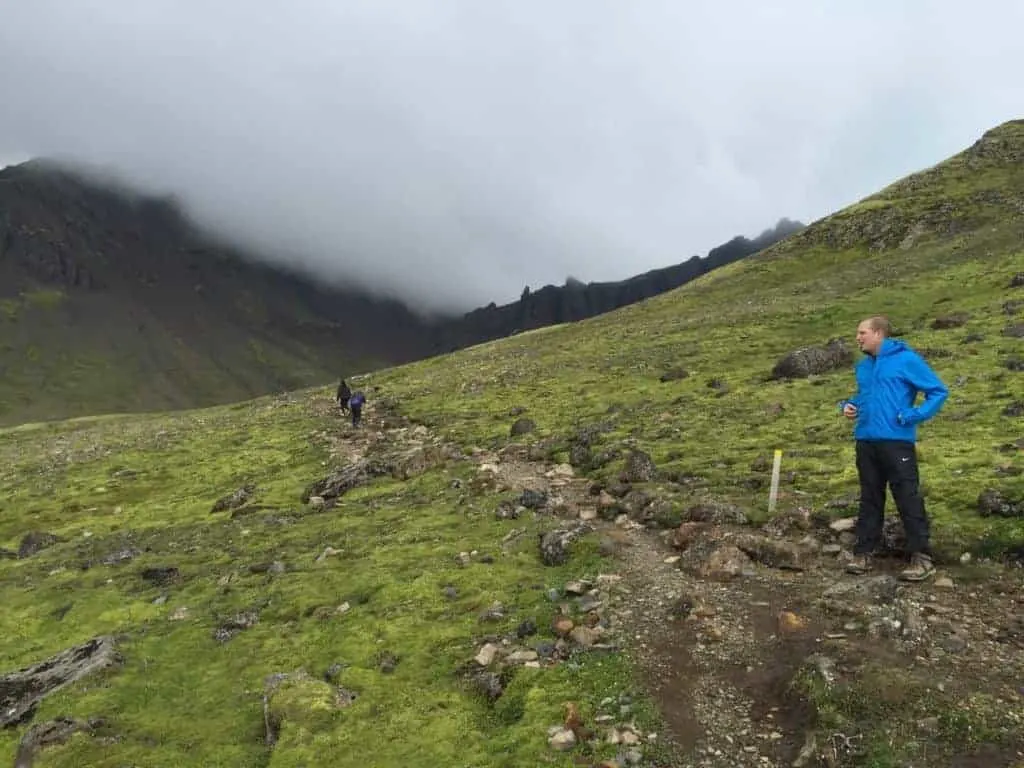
[1,120,1023,767]
[377,120,1024,559]
[0,286,391,428]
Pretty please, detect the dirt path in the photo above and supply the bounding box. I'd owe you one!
[313,400,1024,767]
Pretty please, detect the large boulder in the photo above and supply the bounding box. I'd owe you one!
[770,339,853,380]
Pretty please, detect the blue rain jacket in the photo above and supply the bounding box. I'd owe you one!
[839,338,948,442]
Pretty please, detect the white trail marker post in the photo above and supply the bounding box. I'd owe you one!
[768,448,783,516]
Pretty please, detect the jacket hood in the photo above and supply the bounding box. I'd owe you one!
[876,337,908,357]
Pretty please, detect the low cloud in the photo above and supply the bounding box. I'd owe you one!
[1,1,1022,312]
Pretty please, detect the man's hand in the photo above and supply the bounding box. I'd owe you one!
[843,403,858,420]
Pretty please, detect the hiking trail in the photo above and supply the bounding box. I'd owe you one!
[311,397,1024,767]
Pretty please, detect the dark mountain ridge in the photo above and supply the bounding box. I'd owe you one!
[0,158,802,424]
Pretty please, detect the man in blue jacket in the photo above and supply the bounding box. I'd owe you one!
[839,315,948,581]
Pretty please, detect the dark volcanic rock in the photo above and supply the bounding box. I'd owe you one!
[539,522,594,566]
[977,488,1024,518]
[211,483,255,513]
[770,338,853,379]
[17,532,59,559]
[302,459,394,503]
[0,635,121,728]
[510,417,537,437]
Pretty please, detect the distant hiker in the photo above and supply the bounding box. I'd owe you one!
[336,379,352,414]
[839,315,948,582]
[348,390,366,428]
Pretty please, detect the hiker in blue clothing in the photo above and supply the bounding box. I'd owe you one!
[839,315,948,582]
[348,390,366,428]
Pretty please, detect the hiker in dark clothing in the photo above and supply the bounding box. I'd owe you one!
[336,379,352,414]
[839,315,948,582]
[348,390,366,428]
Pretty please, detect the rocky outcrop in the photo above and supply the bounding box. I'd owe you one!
[770,339,853,379]
[0,635,121,728]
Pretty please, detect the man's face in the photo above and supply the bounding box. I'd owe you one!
[856,321,883,355]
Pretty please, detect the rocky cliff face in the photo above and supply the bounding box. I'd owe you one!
[429,219,804,353]
[0,158,801,424]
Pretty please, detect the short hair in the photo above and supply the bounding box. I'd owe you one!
[862,315,892,336]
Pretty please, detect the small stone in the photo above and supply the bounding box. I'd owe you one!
[548,727,577,751]
[570,626,602,647]
[829,517,857,532]
[506,650,539,664]
[934,576,955,589]
[552,616,575,636]
[778,610,808,634]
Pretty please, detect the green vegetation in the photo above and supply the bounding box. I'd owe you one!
[0,399,657,766]
[2,120,1024,766]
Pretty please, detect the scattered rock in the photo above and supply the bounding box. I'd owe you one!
[977,488,1024,518]
[516,619,538,638]
[13,716,106,768]
[494,500,520,520]
[211,483,255,513]
[930,312,970,329]
[302,459,394,504]
[707,377,730,396]
[212,610,259,643]
[682,501,749,526]
[474,643,500,666]
[510,417,537,436]
[539,522,594,566]
[821,575,900,605]
[0,635,121,727]
[99,547,141,566]
[777,610,808,634]
[1003,401,1024,417]
[659,367,689,383]
[1003,322,1024,338]
[733,533,806,570]
[389,444,450,480]
[518,489,548,510]
[1004,299,1024,315]
[139,566,181,587]
[677,537,753,580]
[671,521,710,550]
[548,727,577,751]
[770,338,852,379]
[621,450,657,483]
[17,531,59,559]
[1010,272,1024,288]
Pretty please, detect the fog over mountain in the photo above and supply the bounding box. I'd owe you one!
[1,0,1022,312]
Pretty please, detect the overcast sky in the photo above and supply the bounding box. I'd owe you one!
[1,1,1022,314]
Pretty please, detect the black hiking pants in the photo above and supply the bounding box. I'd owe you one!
[351,404,362,427]
[854,439,930,556]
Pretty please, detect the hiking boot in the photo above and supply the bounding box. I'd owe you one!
[846,554,872,575]
[900,553,935,582]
